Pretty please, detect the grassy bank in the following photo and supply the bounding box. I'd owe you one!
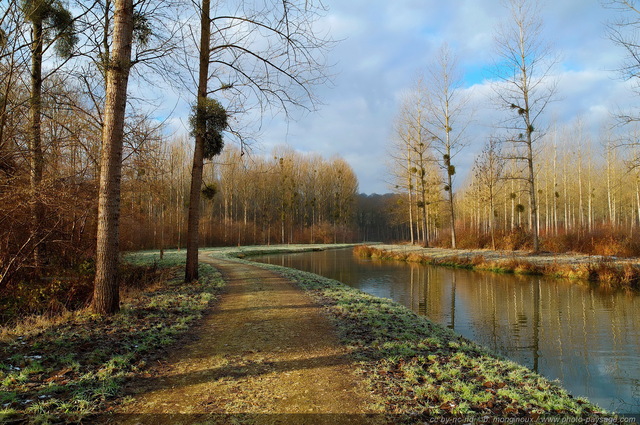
[0,243,618,422]
[355,245,640,290]
[0,250,223,422]
[0,244,350,422]
[223,253,612,422]
[200,243,357,258]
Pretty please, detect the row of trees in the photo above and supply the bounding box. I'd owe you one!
[388,44,467,249]
[388,0,640,253]
[464,121,640,246]
[122,142,359,250]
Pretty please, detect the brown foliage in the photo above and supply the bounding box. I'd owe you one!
[540,227,640,257]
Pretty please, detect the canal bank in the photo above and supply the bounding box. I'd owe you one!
[355,244,640,290]
[250,247,640,416]
[214,248,613,422]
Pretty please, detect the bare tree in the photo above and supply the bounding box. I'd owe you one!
[389,91,420,245]
[0,0,26,174]
[183,0,331,281]
[422,44,469,249]
[493,0,557,252]
[473,137,505,249]
[604,0,640,95]
[604,0,640,169]
[185,0,213,282]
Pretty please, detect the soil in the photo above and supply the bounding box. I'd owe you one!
[113,255,381,424]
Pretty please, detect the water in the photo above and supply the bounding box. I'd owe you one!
[252,247,640,415]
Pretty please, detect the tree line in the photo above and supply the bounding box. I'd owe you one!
[387,0,640,255]
[122,141,359,250]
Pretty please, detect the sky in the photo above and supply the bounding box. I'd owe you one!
[166,0,638,194]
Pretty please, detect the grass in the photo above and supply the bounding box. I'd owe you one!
[0,243,620,422]
[354,245,640,290]
[200,243,357,259]
[0,244,353,422]
[0,250,223,423]
[221,252,613,422]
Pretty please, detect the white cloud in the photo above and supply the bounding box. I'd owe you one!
[155,1,640,194]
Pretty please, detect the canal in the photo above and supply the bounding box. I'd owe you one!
[252,247,640,415]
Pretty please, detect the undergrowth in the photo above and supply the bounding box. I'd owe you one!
[434,226,640,257]
[0,250,223,423]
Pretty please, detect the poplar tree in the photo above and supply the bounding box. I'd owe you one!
[21,0,77,267]
[92,0,134,314]
[493,0,557,252]
[184,0,330,281]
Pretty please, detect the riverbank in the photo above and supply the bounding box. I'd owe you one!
[0,250,225,422]
[225,251,612,422]
[356,244,640,289]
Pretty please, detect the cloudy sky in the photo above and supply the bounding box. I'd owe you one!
[167,1,638,194]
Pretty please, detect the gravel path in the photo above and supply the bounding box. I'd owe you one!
[116,255,380,424]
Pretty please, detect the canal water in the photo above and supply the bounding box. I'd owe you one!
[252,247,640,415]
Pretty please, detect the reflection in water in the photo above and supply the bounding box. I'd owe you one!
[253,248,640,414]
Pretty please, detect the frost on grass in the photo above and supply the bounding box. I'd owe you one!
[242,257,611,421]
[0,250,223,421]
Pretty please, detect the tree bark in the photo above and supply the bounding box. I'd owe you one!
[406,144,414,244]
[29,17,44,268]
[92,0,134,315]
[185,0,211,282]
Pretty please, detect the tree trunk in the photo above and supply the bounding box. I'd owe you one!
[606,142,614,226]
[524,103,539,251]
[419,172,428,247]
[636,176,640,227]
[185,0,211,282]
[447,168,455,248]
[489,184,496,250]
[588,144,593,232]
[406,146,414,244]
[30,17,45,268]
[445,110,456,249]
[93,0,134,315]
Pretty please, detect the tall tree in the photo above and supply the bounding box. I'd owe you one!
[422,44,469,249]
[184,10,228,281]
[389,92,419,245]
[92,0,134,314]
[184,0,211,283]
[183,0,330,280]
[493,0,557,251]
[21,0,77,266]
[473,137,504,249]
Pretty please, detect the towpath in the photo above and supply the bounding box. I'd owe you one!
[115,255,380,424]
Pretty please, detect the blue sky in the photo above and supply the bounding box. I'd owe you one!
[166,1,638,194]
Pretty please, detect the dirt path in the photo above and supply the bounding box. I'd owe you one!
[116,255,380,424]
